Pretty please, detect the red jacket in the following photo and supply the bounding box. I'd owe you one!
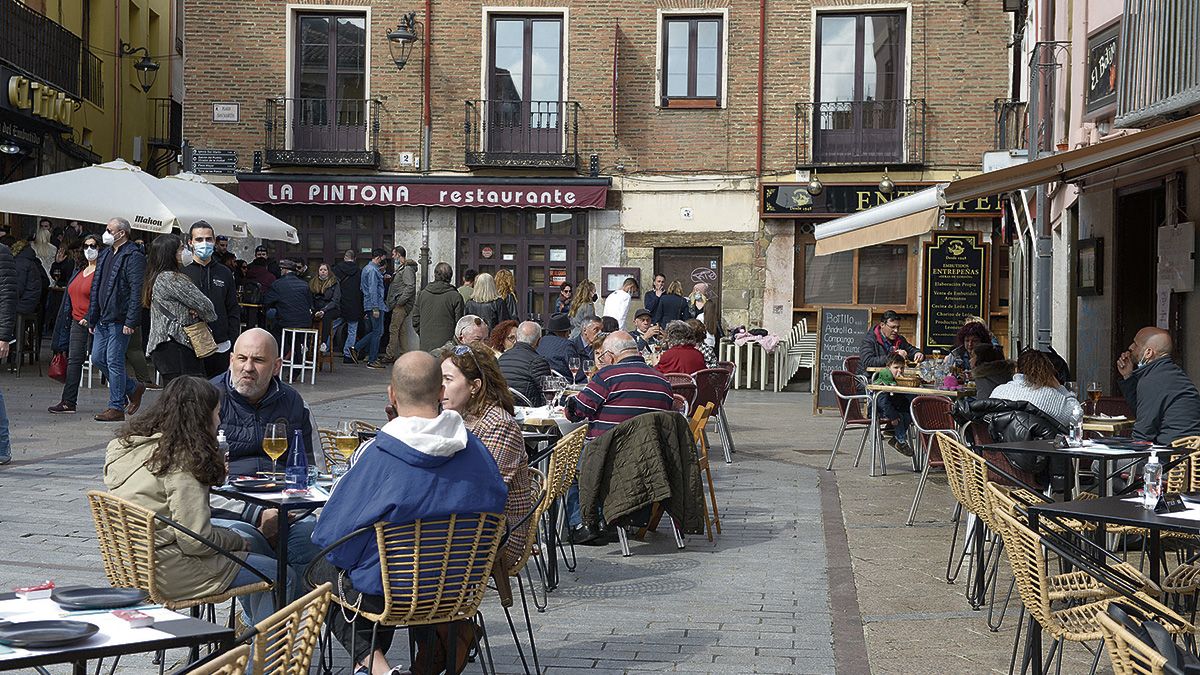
[656,344,707,375]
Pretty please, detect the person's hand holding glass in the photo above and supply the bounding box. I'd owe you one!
[263,421,288,478]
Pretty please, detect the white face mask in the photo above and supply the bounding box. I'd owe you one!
[84,248,99,261]
[101,231,116,246]
[180,248,193,266]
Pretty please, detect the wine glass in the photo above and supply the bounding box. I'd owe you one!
[568,356,582,382]
[1087,382,1103,416]
[334,421,358,464]
[263,421,288,478]
[541,375,562,408]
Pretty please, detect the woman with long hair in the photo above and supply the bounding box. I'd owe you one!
[309,262,341,352]
[143,234,217,382]
[494,268,519,322]
[465,272,505,328]
[950,321,994,373]
[31,219,56,276]
[651,280,689,328]
[48,234,101,414]
[103,376,278,623]
[990,349,1080,427]
[487,319,518,355]
[440,345,532,567]
[568,279,597,339]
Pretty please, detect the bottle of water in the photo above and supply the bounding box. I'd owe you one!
[1143,451,1163,509]
[1068,402,1085,447]
[284,427,308,495]
[217,429,230,472]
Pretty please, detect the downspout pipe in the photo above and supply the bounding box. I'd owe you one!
[1032,0,1055,351]
[419,0,433,287]
[755,0,765,179]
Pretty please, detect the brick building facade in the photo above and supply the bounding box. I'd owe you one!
[183,0,1011,336]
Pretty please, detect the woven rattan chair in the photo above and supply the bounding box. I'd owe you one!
[993,508,1196,674]
[251,582,332,674]
[688,402,720,541]
[182,644,252,675]
[316,429,354,472]
[86,490,272,613]
[315,513,506,675]
[1098,611,1173,675]
[694,368,733,464]
[542,426,587,577]
[500,468,549,675]
[906,395,958,525]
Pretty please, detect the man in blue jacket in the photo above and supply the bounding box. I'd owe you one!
[536,312,583,383]
[353,248,387,369]
[86,217,146,422]
[311,351,508,673]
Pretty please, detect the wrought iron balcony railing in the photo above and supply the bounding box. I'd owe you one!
[994,99,1028,150]
[0,0,82,98]
[265,97,381,168]
[464,99,580,169]
[794,99,926,168]
[80,49,103,107]
[1116,0,1200,128]
[148,97,182,150]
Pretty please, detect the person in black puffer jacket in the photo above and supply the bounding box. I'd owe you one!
[262,260,314,332]
[498,321,552,405]
[0,242,15,463]
[13,243,47,316]
[952,397,1068,488]
[332,251,363,361]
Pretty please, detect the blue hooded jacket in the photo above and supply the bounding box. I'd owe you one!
[86,241,145,328]
[311,412,508,596]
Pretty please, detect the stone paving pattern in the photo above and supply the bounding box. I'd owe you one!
[0,365,1111,673]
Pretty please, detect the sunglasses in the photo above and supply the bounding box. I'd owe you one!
[83,243,99,249]
[452,344,487,385]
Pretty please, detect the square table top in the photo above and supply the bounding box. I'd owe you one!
[1029,494,1200,535]
[0,594,234,670]
[982,439,1185,461]
[866,382,974,398]
[211,483,330,509]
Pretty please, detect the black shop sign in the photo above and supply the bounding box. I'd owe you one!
[922,234,988,351]
[1086,23,1120,114]
[761,183,1001,218]
[813,305,872,412]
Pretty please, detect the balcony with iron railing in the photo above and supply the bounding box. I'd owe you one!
[464,100,580,169]
[994,99,1028,150]
[148,97,182,150]
[80,49,103,107]
[265,97,381,168]
[794,99,926,168]
[1116,0,1200,128]
[0,0,81,98]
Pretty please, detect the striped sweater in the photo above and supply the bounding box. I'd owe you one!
[566,356,675,440]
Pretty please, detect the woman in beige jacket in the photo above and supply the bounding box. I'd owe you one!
[103,376,278,623]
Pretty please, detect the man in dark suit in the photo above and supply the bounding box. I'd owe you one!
[499,321,552,405]
[536,312,581,382]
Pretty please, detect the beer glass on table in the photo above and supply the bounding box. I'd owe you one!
[263,421,288,478]
[333,421,358,464]
[1087,382,1103,416]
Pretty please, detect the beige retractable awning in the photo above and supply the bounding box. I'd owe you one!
[814,185,947,255]
[944,112,1200,203]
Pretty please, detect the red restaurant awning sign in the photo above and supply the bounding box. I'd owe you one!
[238,180,608,209]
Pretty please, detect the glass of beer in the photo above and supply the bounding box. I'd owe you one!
[263,421,288,478]
[1087,382,1103,416]
[334,421,358,463]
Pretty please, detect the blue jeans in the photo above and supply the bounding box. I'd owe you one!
[216,518,321,623]
[0,384,9,460]
[354,313,383,362]
[877,393,914,443]
[331,317,358,357]
[228,552,280,625]
[91,322,138,412]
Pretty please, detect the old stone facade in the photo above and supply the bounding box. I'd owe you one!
[183,0,1010,334]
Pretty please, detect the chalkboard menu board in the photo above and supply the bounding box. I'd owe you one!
[922,234,988,351]
[814,305,872,411]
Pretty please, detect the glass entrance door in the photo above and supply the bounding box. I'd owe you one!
[488,16,564,155]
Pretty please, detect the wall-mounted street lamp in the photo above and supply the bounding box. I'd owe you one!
[806,170,824,196]
[120,42,160,93]
[0,144,21,155]
[878,167,895,195]
[386,12,423,72]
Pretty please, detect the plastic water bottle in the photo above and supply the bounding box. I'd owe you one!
[1143,451,1163,509]
[217,429,230,470]
[284,427,308,495]
[1067,402,1084,447]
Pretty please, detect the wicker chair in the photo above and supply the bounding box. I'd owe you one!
[906,395,957,525]
[499,468,549,675]
[688,402,721,541]
[542,426,587,578]
[825,370,874,471]
[182,644,252,675]
[313,514,506,675]
[993,508,1196,674]
[1098,611,1173,675]
[252,582,332,675]
[317,429,353,472]
[86,490,273,613]
[664,373,699,412]
[693,368,734,464]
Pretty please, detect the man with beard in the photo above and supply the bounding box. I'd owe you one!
[211,327,314,476]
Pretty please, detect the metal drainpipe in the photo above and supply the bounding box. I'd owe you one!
[1030,0,1055,352]
[419,0,433,288]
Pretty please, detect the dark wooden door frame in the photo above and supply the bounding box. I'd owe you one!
[487,15,564,153]
[293,13,367,151]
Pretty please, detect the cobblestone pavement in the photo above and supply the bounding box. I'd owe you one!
[0,364,1108,673]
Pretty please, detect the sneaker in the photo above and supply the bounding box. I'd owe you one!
[94,408,126,422]
[126,383,147,416]
[366,361,386,369]
[343,356,355,364]
[0,455,10,465]
[346,350,360,364]
[893,440,915,457]
[48,402,77,414]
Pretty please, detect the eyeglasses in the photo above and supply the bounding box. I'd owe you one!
[82,243,98,249]
[452,344,487,387]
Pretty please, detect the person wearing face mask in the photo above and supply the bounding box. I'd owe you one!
[181,221,241,377]
[86,218,148,422]
[144,234,217,383]
[49,235,103,414]
[1116,327,1200,445]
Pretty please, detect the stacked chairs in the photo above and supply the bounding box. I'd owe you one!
[772,318,817,392]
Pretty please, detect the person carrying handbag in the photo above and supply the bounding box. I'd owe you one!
[144,235,217,384]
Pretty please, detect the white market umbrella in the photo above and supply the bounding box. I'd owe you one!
[164,173,299,244]
[0,159,247,235]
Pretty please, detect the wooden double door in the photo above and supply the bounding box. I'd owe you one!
[265,206,392,271]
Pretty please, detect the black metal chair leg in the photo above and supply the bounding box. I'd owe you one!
[527,555,548,612]
[1009,605,1026,675]
[946,503,965,584]
[517,574,541,674]
[477,612,498,675]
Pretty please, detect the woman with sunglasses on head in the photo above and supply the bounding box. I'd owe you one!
[48,234,102,414]
[440,344,532,567]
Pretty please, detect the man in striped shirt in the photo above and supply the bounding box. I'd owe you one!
[566,331,675,441]
[564,331,674,543]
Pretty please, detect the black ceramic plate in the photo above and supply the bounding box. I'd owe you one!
[0,620,99,648]
[229,478,283,492]
[51,586,148,610]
